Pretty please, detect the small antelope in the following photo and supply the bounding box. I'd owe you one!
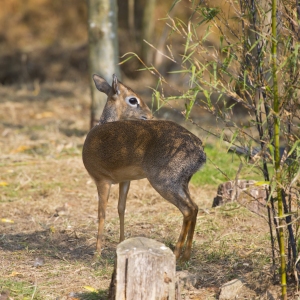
[82,74,206,260]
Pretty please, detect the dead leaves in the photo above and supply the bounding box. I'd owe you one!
[0,218,14,224]
[33,111,54,119]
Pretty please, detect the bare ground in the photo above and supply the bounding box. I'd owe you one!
[0,81,293,299]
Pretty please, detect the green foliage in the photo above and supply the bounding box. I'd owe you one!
[143,0,300,296]
[196,7,220,25]
[79,290,108,300]
[191,144,262,187]
[0,279,42,299]
[123,0,299,295]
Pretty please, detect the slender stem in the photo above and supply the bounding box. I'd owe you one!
[250,0,279,270]
[297,0,300,40]
[282,190,297,261]
[271,0,287,298]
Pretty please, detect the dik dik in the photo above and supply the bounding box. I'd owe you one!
[82,74,206,260]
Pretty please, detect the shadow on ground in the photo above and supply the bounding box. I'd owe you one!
[0,230,108,260]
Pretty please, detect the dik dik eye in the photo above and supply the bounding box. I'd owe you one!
[125,96,140,107]
[129,98,138,105]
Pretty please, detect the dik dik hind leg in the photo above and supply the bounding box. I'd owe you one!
[95,181,111,254]
[180,189,198,261]
[118,181,130,242]
[174,194,198,261]
[149,179,198,261]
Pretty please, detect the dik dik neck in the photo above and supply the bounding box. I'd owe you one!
[99,102,119,124]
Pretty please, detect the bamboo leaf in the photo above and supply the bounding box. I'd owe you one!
[169,0,181,13]
[184,32,192,57]
[254,181,270,186]
[182,50,196,63]
[118,55,135,65]
[288,139,300,157]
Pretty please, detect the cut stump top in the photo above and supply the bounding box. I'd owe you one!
[117,237,174,258]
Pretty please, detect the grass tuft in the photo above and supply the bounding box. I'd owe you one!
[0,279,42,300]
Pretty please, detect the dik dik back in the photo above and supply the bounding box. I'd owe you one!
[83,119,205,184]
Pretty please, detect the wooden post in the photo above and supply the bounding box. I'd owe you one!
[110,237,176,300]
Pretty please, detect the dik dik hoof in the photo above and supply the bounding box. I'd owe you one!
[92,251,102,262]
[96,241,102,254]
[173,247,181,260]
[174,243,192,261]
[180,250,192,262]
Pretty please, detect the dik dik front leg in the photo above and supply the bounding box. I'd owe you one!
[118,181,130,242]
[95,180,111,253]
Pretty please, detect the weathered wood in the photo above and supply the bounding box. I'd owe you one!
[110,237,176,300]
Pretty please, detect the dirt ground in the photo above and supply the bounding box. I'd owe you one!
[0,81,295,299]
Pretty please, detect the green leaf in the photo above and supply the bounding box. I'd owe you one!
[254,181,270,186]
[190,65,196,87]
[182,50,196,63]
[119,55,135,65]
[185,90,199,120]
[288,139,300,157]
[169,0,181,13]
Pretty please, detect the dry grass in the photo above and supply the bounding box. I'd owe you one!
[0,82,290,299]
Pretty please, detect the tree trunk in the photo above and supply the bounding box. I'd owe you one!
[88,0,121,128]
[141,0,156,64]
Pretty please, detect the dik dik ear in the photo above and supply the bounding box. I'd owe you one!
[112,74,120,95]
[93,74,111,95]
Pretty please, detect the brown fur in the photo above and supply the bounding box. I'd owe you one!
[82,74,206,260]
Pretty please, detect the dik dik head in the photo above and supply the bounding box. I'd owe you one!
[93,74,153,123]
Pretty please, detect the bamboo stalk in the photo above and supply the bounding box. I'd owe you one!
[271,0,287,298]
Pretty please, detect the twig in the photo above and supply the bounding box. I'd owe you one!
[31,273,37,300]
[207,156,231,181]
[143,39,177,63]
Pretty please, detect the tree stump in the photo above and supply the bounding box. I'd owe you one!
[212,180,268,215]
[109,237,176,300]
